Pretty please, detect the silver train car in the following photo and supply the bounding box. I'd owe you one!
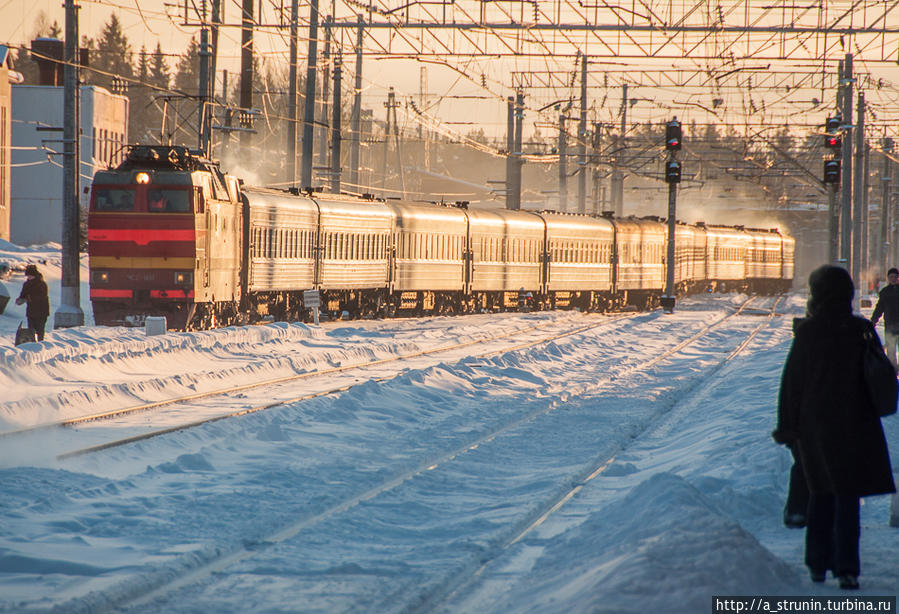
[241,191,794,320]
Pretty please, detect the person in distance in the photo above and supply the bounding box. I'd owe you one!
[15,264,50,342]
[774,264,895,590]
[871,266,899,368]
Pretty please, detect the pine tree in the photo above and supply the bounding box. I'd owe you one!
[174,37,200,96]
[149,43,170,91]
[129,46,151,142]
[89,14,133,92]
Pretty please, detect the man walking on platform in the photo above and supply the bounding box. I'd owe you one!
[871,267,899,368]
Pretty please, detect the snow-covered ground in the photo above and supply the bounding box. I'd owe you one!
[0,244,897,613]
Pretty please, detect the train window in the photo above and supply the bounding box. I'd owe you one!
[146,189,190,213]
[94,188,135,211]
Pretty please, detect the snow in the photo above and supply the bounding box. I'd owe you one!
[0,243,897,613]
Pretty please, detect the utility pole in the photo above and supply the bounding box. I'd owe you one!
[383,88,405,196]
[420,67,430,171]
[330,53,342,193]
[852,91,865,297]
[197,0,211,155]
[382,89,392,189]
[840,53,854,270]
[349,16,363,190]
[558,109,567,212]
[884,138,894,268]
[577,55,587,214]
[285,0,299,186]
[300,0,320,189]
[512,92,524,210]
[863,141,870,277]
[239,0,253,154]
[56,0,83,328]
[506,96,514,209]
[612,83,627,216]
[318,18,331,170]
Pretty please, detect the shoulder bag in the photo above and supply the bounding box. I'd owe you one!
[862,330,898,417]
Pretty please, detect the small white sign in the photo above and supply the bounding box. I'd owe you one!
[303,290,321,309]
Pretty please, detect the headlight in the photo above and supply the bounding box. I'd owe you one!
[174,271,193,285]
[91,270,109,284]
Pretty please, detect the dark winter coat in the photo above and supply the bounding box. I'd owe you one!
[871,283,899,332]
[775,309,895,497]
[18,275,49,320]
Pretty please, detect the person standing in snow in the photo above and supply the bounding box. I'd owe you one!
[870,267,899,367]
[15,264,50,341]
[774,265,895,590]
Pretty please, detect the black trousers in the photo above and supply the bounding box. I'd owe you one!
[805,494,860,577]
[27,316,47,341]
[785,447,810,517]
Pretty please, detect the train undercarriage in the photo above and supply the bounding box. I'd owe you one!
[91,276,791,331]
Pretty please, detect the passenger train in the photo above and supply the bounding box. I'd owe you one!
[87,145,795,329]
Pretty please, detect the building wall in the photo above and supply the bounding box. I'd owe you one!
[0,51,11,241]
[10,85,128,245]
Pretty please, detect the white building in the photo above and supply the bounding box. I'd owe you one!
[10,84,128,245]
[0,45,15,242]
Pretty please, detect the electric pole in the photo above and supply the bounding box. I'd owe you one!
[577,55,587,214]
[840,53,854,270]
[349,16,363,190]
[56,0,84,328]
[286,0,299,186]
[300,0,320,189]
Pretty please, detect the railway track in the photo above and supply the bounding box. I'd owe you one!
[85,295,783,613]
[2,311,646,465]
[410,294,787,614]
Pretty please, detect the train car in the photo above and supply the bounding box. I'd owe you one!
[705,224,749,291]
[315,194,394,316]
[243,187,320,320]
[466,208,545,311]
[541,212,615,310]
[744,227,788,293]
[611,217,667,308]
[88,145,242,329]
[780,232,796,292]
[673,221,704,292]
[385,201,468,314]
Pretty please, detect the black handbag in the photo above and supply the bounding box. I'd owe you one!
[14,322,36,346]
[862,330,898,417]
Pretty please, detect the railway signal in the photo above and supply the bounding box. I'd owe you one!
[825,115,842,150]
[662,117,682,314]
[665,120,682,151]
[665,160,682,184]
[824,159,841,184]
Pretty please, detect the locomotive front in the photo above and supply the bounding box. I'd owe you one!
[88,146,201,328]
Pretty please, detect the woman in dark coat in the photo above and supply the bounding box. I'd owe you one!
[774,264,895,590]
[15,264,50,341]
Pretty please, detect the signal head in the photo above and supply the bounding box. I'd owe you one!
[665,120,682,151]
